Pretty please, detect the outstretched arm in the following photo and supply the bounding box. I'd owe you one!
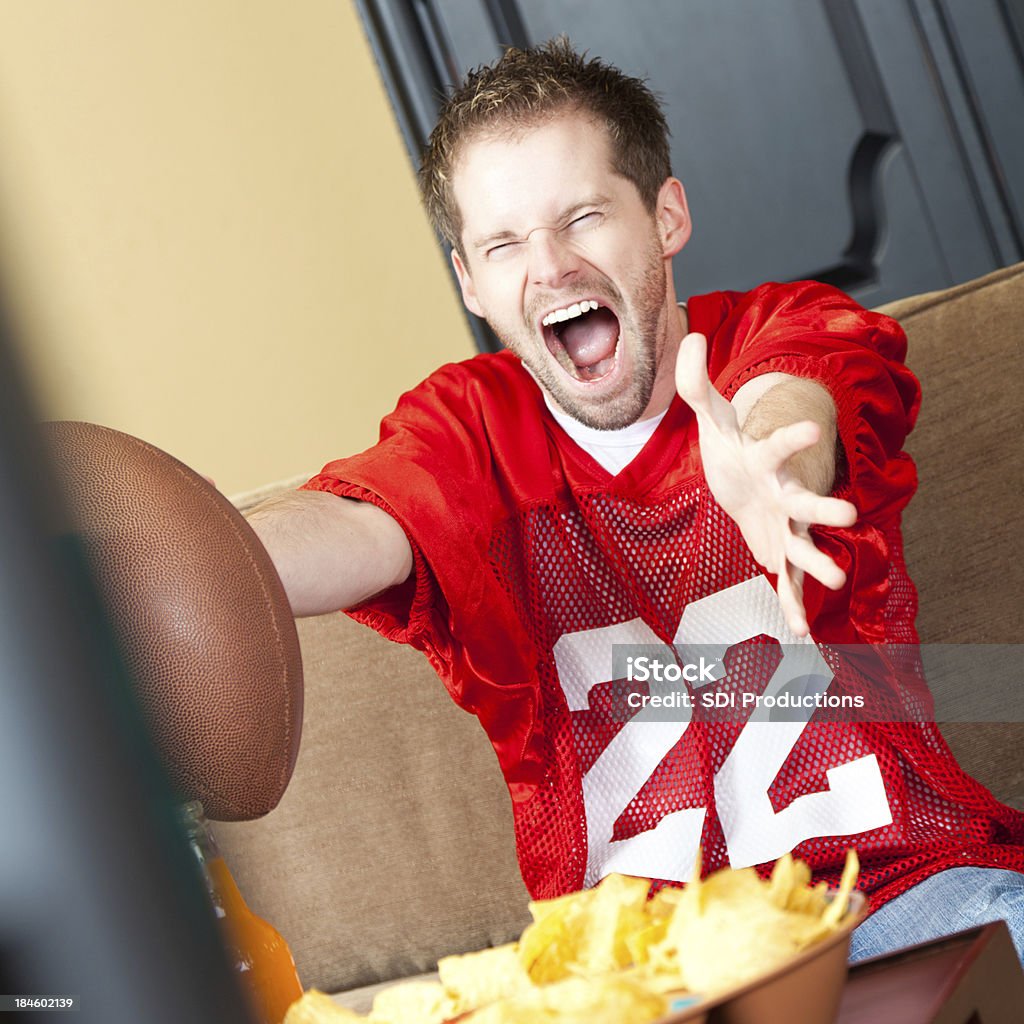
[675,332,857,636]
[246,490,413,617]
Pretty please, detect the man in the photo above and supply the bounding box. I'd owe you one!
[249,40,1024,960]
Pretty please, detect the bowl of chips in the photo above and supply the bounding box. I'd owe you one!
[284,850,866,1024]
[669,888,866,1023]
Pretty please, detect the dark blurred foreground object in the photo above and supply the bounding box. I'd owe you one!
[0,307,256,1019]
[43,420,304,822]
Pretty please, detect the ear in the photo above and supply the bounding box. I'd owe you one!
[451,248,484,318]
[656,177,692,258]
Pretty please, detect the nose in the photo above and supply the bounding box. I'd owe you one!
[527,229,582,289]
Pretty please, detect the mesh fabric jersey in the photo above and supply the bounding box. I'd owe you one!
[307,281,1024,907]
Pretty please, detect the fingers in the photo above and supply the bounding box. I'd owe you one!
[760,419,821,473]
[674,332,710,410]
[777,565,809,638]
[786,528,846,590]
[675,332,737,433]
[783,491,858,529]
[776,529,844,638]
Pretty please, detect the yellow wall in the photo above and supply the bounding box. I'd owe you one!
[0,0,474,496]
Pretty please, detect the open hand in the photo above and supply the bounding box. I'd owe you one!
[675,332,857,636]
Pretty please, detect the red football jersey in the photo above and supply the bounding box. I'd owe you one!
[306,281,1024,906]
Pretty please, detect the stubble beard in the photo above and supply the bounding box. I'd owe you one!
[491,242,670,431]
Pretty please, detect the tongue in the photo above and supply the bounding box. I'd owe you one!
[560,308,619,370]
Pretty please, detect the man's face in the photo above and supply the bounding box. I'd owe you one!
[450,112,690,429]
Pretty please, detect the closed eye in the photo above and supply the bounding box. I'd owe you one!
[567,211,601,231]
[485,240,522,260]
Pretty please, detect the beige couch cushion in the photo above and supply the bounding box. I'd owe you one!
[879,262,1024,810]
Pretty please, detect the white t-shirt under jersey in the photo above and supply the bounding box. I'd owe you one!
[544,397,667,476]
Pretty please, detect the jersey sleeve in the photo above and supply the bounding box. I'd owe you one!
[301,362,499,681]
[688,280,923,642]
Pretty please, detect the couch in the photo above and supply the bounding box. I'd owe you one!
[213,262,1024,1011]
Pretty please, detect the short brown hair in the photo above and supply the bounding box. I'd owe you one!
[419,38,671,250]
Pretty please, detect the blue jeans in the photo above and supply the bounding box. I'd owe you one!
[849,867,1024,964]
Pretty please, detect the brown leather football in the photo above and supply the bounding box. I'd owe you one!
[44,421,303,821]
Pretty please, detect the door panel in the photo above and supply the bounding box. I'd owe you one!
[357,0,1023,348]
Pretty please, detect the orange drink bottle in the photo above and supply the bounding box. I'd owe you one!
[180,800,304,1023]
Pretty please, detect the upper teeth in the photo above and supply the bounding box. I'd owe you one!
[542,300,599,327]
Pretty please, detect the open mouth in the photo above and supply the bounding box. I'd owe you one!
[541,300,621,383]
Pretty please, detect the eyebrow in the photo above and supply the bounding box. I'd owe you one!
[469,195,612,253]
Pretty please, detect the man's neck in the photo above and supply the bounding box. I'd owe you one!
[637,299,689,421]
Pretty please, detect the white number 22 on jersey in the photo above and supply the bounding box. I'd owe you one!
[553,577,892,887]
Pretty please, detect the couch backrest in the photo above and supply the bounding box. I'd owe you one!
[882,262,1023,644]
[215,263,1024,995]
[878,261,1024,812]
